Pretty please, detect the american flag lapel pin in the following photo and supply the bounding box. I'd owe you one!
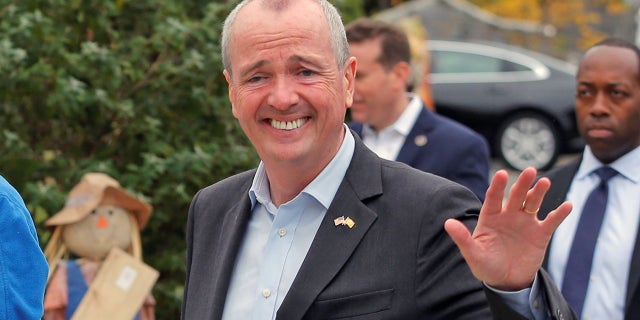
[334,216,355,228]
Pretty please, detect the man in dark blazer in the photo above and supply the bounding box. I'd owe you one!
[182,0,576,319]
[345,18,490,201]
[538,38,640,320]
[184,135,575,320]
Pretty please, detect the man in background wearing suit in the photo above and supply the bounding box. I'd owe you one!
[345,18,490,201]
[182,0,576,319]
[539,38,640,320]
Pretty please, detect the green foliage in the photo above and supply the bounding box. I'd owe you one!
[0,0,259,317]
[332,0,366,23]
[0,0,368,317]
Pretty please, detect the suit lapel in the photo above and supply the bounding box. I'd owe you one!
[539,159,580,220]
[208,182,254,318]
[276,136,383,319]
[396,105,433,165]
[540,159,580,269]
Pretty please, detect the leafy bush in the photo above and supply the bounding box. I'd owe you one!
[1,0,259,317]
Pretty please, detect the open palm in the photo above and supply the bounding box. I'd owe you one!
[445,167,573,291]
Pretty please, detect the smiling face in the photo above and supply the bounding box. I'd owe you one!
[223,0,356,180]
[575,45,640,163]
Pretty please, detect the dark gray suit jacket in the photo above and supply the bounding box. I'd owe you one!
[540,158,640,320]
[182,135,574,319]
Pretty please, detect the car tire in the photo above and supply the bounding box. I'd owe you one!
[495,112,560,171]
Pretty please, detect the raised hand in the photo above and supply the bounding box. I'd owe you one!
[445,167,573,291]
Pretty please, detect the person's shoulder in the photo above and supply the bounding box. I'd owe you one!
[430,111,482,138]
[346,121,363,132]
[199,169,257,195]
[380,158,468,191]
[189,169,256,213]
[540,157,581,180]
[420,109,486,146]
[0,175,27,209]
[376,158,482,216]
[0,175,17,197]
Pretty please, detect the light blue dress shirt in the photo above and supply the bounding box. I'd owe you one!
[221,126,355,320]
[548,146,640,320]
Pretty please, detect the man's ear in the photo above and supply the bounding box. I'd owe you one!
[223,69,238,117]
[344,56,357,108]
[391,61,411,90]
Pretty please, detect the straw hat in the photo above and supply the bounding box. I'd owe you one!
[46,172,152,229]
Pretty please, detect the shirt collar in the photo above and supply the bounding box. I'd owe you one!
[394,94,422,136]
[576,145,640,183]
[249,124,356,210]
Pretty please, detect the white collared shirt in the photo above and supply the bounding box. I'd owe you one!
[361,94,422,160]
[549,146,640,320]
[221,126,355,320]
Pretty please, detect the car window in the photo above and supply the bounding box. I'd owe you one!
[431,50,531,74]
[503,60,530,72]
[431,51,498,73]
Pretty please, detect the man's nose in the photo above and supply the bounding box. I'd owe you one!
[268,76,299,110]
[590,92,611,116]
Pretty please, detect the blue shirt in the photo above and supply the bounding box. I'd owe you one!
[222,126,355,320]
[0,175,48,320]
[548,146,640,319]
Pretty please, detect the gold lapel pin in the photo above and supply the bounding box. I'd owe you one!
[344,217,355,228]
[334,216,355,228]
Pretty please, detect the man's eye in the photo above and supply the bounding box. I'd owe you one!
[300,69,314,77]
[576,88,592,98]
[248,76,264,83]
[611,89,627,98]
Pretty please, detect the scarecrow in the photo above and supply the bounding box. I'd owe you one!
[43,172,156,320]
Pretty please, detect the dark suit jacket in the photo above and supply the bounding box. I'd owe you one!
[539,158,640,320]
[349,104,490,202]
[182,135,574,319]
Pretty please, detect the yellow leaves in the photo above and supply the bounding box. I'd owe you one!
[470,0,539,20]
[483,0,542,21]
[468,0,628,51]
[605,2,628,14]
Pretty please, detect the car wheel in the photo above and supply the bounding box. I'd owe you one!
[496,112,560,171]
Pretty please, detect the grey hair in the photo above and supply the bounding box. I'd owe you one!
[221,0,350,76]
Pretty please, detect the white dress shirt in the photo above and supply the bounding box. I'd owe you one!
[221,126,355,320]
[361,94,422,160]
[549,145,640,320]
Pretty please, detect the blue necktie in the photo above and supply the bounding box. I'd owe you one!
[561,166,618,317]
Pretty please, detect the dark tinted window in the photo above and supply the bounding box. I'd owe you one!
[502,60,530,72]
[431,50,532,73]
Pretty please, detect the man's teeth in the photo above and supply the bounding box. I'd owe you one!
[271,118,307,130]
